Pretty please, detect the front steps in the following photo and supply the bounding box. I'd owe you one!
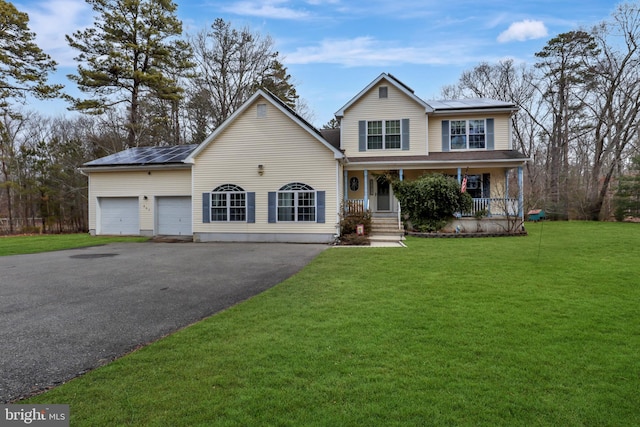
[370,213,405,247]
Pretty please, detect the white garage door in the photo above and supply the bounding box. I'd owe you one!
[100,197,139,235]
[157,196,192,235]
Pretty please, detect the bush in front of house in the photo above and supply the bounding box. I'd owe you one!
[393,174,472,232]
[339,210,372,245]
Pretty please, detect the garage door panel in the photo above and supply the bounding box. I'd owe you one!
[100,197,139,235]
[157,197,191,235]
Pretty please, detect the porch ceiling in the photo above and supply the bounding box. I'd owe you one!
[344,150,529,170]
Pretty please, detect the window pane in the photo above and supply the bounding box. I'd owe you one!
[451,135,466,150]
[367,121,383,150]
[297,192,316,222]
[386,134,401,149]
[468,119,485,149]
[385,120,400,134]
[469,120,484,135]
[278,192,295,221]
[385,120,401,149]
[450,120,466,135]
[469,135,485,149]
[368,121,382,135]
[367,135,383,149]
[229,193,246,221]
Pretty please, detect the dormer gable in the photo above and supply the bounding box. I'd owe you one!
[334,73,433,118]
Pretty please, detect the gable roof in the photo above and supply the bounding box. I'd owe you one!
[334,72,433,118]
[187,89,344,161]
[83,144,198,168]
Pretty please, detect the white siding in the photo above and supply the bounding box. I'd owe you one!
[192,95,339,239]
[87,169,191,235]
[341,83,427,157]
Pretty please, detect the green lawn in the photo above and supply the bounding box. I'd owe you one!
[0,234,148,256]
[24,222,640,426]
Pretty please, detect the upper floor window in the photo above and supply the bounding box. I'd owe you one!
[450,119,486,150]
[211,184,246,221]
[367,120,401,150]
[277,182,316,222]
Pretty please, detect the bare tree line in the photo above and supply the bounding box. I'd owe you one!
[442,3,640,220]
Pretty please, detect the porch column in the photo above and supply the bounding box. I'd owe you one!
[518,166,524,221]
[457,167,462,183]
[364,169,369,211]
[343,170,348,205]
[399,169,404,181]
[505,170,510,197]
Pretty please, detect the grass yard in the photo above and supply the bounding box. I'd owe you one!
[24,222,640,426]
[0,234,148,256]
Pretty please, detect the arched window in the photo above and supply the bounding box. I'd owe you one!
[277,182,316,222]
[211,184,246,221]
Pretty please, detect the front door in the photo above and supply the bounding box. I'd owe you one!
[377,179,390,211]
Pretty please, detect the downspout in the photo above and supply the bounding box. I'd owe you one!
[337,161,343,238]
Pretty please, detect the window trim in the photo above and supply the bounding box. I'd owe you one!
[366,119,402,150]
[276,182,316,222]
[449,119,487,150]
[210,184,246,222]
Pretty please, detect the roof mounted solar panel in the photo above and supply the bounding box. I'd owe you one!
[84,144,198,167]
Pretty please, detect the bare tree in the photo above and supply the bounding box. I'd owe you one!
[186,18,299,133]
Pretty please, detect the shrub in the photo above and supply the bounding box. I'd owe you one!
[393,174,472,232]
[340,211,372,236]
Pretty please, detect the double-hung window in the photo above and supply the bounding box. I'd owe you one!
[450,119,486,150]
[367,120,401,150]
[211,184,246,221]
[277,182,316,222]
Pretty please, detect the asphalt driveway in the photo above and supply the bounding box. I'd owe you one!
[0,241,327,403]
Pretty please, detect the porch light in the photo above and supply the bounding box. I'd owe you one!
[258,164,264,176]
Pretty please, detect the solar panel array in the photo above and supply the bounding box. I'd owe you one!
[427,99,516,110]
[84,144,198,167]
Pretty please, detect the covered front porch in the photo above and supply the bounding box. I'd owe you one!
[343,166,525,220]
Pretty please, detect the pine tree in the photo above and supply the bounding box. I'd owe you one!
[0,0,62,108]
[66,0,193,147]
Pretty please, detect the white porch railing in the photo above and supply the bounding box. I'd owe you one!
[345,197,519,218]
[463,198,519,217]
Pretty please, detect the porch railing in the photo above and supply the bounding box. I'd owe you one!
[344,197,518,218]
[462,198,519,217]
[345,199,366,215]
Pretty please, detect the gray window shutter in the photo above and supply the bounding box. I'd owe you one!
[441,120,450,152]
[268,192,277,223]
[486,118,494,150]
[401,118,410,150]
[247,192,255,223]
[316,191,325,223]
[358,120,366,151]
[483,174,491,198]
[202,193,210,223]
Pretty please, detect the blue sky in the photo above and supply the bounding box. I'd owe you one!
[17,0,619,127]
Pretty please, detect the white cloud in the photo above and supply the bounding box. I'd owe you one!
[222,1,310,20]
[283,36,487,67]
[19,0,93,67]
[497,19,548,43]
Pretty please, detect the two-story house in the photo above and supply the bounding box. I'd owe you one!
[81,73,529,242]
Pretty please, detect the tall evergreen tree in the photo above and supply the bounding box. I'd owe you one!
[66,0,193,147]
[0,0,62,109]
